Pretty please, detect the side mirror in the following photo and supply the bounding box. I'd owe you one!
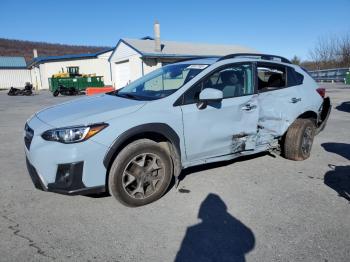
[199,88,223,101]
[197,88,223,109]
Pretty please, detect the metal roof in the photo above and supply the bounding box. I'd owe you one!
[0,56,27,69]
[120,38,257,58]
[28,48,113,67]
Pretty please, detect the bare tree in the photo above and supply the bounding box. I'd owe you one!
[307,33,350,70]
[0,38,111,63]
[339,34,350,67]
[291,55,301,65]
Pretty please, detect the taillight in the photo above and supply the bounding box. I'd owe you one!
[316,87,326,98]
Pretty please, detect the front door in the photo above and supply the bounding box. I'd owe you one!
[180,63,259,162]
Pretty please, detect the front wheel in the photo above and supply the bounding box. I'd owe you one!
[283,118,316,161]
[108,139,173,207]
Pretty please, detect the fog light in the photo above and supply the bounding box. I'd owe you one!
[48,162,84,190]
[56,164,75,187]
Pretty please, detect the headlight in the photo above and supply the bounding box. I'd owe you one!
[41,123,108,143]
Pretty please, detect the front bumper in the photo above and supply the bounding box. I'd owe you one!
[24,115,108,196]
[26,157,46,191]
[26,157,105,195]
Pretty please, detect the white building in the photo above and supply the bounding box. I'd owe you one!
[109,22,256,89]
[28,49,113,90]
[25,22,256,91]
[0,56,31,89]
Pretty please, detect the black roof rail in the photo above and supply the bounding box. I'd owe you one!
[218,53,292,64]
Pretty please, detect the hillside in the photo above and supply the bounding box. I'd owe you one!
[0,38,112,64]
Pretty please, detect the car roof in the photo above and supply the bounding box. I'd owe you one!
[177,54,294,67]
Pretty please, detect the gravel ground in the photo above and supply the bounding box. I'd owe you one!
[0,84,349,262]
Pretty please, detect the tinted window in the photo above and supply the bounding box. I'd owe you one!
[295,71,304,85]
[287,67,304,87]
[287,67,297,87]
[183,63,254,104]
[257,63,286,92]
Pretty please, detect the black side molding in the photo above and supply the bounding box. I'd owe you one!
[48,186,105,196]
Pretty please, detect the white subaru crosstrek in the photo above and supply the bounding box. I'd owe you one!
[25,53,331,206]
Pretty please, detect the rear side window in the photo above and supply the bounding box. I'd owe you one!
[257,63,286,92]
[287,67,304,87]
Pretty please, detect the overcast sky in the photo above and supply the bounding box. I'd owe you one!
[1,0,349,60]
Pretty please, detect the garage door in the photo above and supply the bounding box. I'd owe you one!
[115,61,130,89]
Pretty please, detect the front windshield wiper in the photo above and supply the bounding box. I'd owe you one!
[116,92,158,101]
[115,92,144,100]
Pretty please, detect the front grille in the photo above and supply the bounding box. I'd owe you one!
[24,123,34,150]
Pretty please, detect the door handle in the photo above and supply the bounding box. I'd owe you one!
[241,104,257,111]
[291,97,301,103]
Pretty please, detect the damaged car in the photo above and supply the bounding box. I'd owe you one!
[24,53,331,206]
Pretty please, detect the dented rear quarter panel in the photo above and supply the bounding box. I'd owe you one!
[257,65,322,137]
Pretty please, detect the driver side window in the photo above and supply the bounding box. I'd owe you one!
[183,63,254,104]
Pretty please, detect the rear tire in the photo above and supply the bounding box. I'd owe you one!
[283,118,316,161]
[53,90,59,97]
[108,139,173,207]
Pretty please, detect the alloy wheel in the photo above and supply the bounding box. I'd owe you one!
[122,153,165,199]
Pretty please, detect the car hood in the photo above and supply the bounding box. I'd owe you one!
[36,94,146,127]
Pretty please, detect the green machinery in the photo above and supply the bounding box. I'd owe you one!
[49,66,105,93]
[346,72,350,85]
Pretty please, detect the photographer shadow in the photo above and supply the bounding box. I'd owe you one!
[336,101,350,113]
[175,193,255,262]
[322,142,350,202]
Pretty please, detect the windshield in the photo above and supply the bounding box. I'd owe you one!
[114,63,208,100]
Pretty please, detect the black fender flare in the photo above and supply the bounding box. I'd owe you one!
[103,123,182,177]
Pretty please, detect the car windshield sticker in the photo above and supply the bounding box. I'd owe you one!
[186,65,209,70]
